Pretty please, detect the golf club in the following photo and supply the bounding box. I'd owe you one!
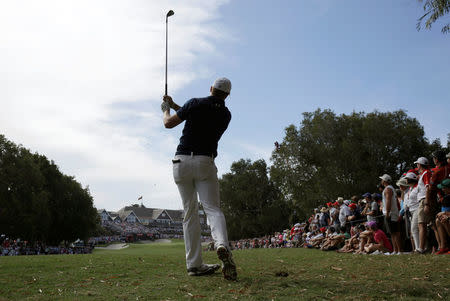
[165,10,174,96]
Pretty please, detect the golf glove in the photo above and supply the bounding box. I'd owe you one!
[161,101,170,113]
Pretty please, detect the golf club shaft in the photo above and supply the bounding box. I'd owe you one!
[165,16,168,96]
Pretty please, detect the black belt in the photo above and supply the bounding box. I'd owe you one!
[175,151,215,157]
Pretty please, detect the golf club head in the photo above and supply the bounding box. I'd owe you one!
[166,10,174,17]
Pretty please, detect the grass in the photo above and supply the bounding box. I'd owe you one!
[0,240,449,300]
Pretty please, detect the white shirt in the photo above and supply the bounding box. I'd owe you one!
[405,185,420,212]
[417,170,430,200]
[339,204,351,225]
[382,185,399,221]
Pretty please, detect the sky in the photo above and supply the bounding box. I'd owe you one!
[1,0,449,211]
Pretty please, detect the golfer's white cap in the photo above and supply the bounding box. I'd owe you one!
[414,157,429,166]
[212,77,231,93]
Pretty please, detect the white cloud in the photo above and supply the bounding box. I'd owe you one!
[0,0,230,210]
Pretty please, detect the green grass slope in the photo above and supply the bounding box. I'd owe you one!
[0,241,448,300]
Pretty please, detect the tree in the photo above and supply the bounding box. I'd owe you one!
[270,109,435,220]
[417,0,450,34]
[219,159,290,240]
[0,134,98,244]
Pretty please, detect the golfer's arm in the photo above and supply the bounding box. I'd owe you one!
[163,111,183,128]
[171,103,181,111]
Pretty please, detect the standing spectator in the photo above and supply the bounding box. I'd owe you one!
[403,173,420,252]
[379,174,401,254]
[362,193,378,223]
[310,208,320,231]
[319,207,330,228]
[330,201,340,230]
[415,156,432,253]
[347,203,361,227]
[339,200,351,232]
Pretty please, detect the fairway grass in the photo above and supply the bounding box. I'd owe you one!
[0,241,448,300]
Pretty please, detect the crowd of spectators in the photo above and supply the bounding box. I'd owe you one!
[220,151,450,256]
[102,221,157,235]
[0,235,92,256]
[101,220,210,239]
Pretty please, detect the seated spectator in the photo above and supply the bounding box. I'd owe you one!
[354,223,374,254]
[428,150,450,253]
[435,178,450,254]
[364,221,393,254]
[321,227,345,251]
[307,229,325,248]
[338,224,365,253]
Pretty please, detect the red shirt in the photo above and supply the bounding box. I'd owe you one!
[430,163,450,201]
[374,229,393,252]
[419,169,431,185]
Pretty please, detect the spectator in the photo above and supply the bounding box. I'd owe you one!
[319,207,330,228]
[402,173,420,252]
[379,174,401,254]
[372,193,383,218]
[364,221,393,254]
[338,224,365,253]
[339,199,351,231]
[330,201,340,229]
[435,178,450,254]
[320,227,345,251]
[347,203,361,227]
[361,193,377,223]
[427,150,450,252]
[415,156,432,253]
[354,223,374,254]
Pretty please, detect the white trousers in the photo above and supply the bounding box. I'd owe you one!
[173,155,229,269]
[410,209,420,251]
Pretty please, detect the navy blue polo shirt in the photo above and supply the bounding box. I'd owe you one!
[175,95,231,158]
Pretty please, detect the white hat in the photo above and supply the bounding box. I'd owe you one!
[337,197,344,203]
[396,177,409,187]
[414,157,429,166]
[379,174,392,182]
[404,172,417,180]
[212,77,231,93]
[343,200,350,205]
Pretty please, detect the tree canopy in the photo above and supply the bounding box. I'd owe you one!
[269,109,447,222]
[0,134,98,244]
[417,0,450,33]
[219,159,290,240]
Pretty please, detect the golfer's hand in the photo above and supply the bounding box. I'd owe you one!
[163,95,180,110]
[163,95,175,108]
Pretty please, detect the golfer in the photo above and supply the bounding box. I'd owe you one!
[161,77,237,280]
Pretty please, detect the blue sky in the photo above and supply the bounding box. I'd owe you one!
[1,0,448,211]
